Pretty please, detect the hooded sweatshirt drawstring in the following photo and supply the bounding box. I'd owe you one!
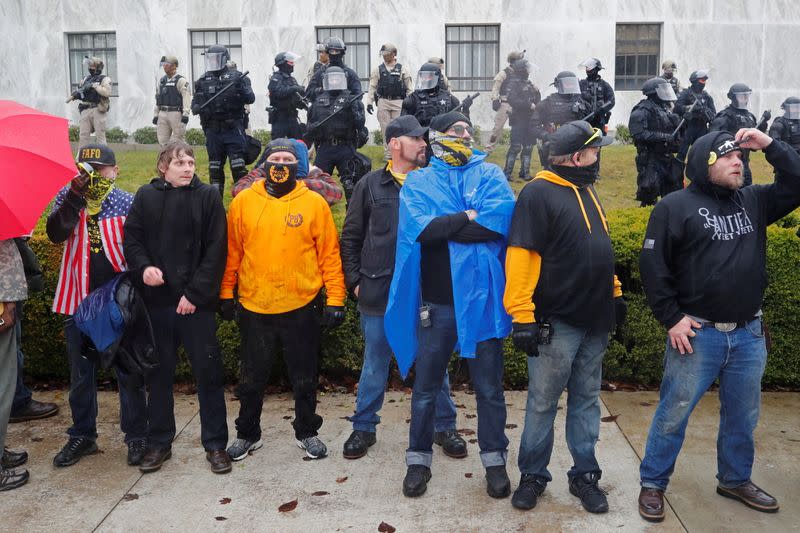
[534,171,608,234]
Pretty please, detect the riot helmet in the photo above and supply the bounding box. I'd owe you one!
[204,45,230,72]
[324,36,346,66]
[507,50,525,63]
[579,58,603,79]
[415,63,442,91]
[782,96,800,120]
[85,57,104,76]
[275,51,301,73]
[553,71,581,95]
[322,66,348,92]
[689,69,709,90]
[661,60,677,77]
[727,83,752,109]
[642,77,677,102]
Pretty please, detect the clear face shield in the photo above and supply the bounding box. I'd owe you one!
[784,103,800,120]
[204,51,227,72]
[282,52,301,67]
[732,91,752,109]
[655,83,678,102]
[578,58,600,72]
[415,71,439,90]
[323,70,348,91]
[556,76,581,95]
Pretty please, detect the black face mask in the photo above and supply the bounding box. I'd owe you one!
[691,81,705,93]
[279,64,294,75]
[329,54,344,67]
[262,162,298,198]
[587,68,600,80]
[552,162,598,186]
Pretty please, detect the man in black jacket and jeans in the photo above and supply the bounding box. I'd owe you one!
[637,128,800,522]
[340,115,466,460]
[123,140,231,474]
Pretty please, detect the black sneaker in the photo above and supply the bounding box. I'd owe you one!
[0,468,29,491]
[433,430,468,459]
[569,472,609,514]
[53,437,98,467]
[342,430,376,459]
[127,439,148,466]
[402,465,432,497]
[512,474,547,510]
[485,465,511,498]
[2,448,28,469]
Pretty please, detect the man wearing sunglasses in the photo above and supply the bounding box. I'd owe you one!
[385,111,516,499]
[504,121,624,514]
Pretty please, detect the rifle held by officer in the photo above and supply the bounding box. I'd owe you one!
[756,110,771,133]
[455,92,480,114]
[196,70,251,112]
[305,91,366,134]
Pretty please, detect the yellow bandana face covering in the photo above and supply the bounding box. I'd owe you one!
[429,131,473,166]
[84,175,114,216]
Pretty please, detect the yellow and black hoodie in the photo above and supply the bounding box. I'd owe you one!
[504,170,622,331]
[220,179,346,315]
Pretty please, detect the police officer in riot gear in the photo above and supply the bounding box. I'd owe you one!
[579,58,615,133]
[191,44,256,196]
[710,83,770,186]
[268,51,306,139]
[67,57,113,146]
[306,66,366,199]
[674,69,716,162]
[153,55,192,147]
[487,50,526,151]
[768,96,800,154]
[502,59,541,181]
[401,63,460,127]
[531,71,590,169]
[305,37,362,102]
[661,60,681,94]
[367,43,413,159]
[628,77,683,206]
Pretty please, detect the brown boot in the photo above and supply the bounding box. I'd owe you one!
[638,487,665,522]
[206,449,232,474]
[717,482,779,513]
[139,446,172,473]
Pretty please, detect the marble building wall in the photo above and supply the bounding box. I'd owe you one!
[3,0,800,137]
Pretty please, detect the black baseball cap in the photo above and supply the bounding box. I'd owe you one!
[385,115,428,143]
[77,144,116,166]
[548,120,613,157]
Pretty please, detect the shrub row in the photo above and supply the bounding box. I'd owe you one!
[19,208,800,387]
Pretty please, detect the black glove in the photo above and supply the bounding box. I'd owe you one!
[322,305,345,328]
[366,104,374,115]
[219,299,236,321]
[181,115,189,124]
[69,172,90,197]
[511,322,539,357]
[152,117,158,125]
[492,99,501,112]
[71,90,81,100]
[614,297,628,329]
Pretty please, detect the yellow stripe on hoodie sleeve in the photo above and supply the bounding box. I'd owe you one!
[503,246,542,324]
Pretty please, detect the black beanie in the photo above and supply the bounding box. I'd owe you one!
[429,111,471,133]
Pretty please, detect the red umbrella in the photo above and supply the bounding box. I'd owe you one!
[0,100,77,240]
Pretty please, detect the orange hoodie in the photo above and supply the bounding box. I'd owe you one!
[220,179,346,314]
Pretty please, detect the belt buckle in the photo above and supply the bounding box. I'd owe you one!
[714,322,736,332]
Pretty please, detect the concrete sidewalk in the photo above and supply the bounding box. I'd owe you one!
[1,389,795,533]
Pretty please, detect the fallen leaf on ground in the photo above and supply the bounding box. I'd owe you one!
[468,439,478,444]
[639,402,653,406]
[601,414,620,422]
[465,414,476,419]
[505,423,518,429]
[278,499,298,512]
[336,476,349,483]
[219,497,231,504]
[405,418,410,423]
[215,516,227,521]
[122,493,139,501]
[457,428,475,436]
[282,415,293,420]
[455,404,466,408]
[312,491,329,496]
[464,473,473,478]
[378,522,396,533]
[387,399,396,403]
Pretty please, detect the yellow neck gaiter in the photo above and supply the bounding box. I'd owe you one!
[84,175,114,216]
[387,160,417,187]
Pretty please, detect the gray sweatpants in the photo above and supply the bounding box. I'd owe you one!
[0,326,18,452]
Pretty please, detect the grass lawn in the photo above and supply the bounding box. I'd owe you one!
[54,143,774,231]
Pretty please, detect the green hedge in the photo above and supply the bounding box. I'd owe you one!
[19,208,800,387]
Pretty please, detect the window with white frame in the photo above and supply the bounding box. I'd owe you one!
[67,32,118,96]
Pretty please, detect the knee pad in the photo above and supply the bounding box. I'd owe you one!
[230,157,246,172]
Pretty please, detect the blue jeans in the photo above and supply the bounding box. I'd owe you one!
[640,318,767,490]
[406,303,508,469]
[518,319,609,481]
[64,318,147,443]
[351,312,457,433]
[11,301,32,412]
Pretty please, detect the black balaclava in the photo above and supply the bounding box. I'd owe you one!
[279,63,294,75]
[329,52,344,67]
[587,67,601,81]
[263,162,298,198]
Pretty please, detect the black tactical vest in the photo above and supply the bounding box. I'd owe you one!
[787,119,800,147]
[719,107,756,132]
[631,99,680,150]
[505,76,537,112]
[310,90,355,140]
[543,94,587,127]
[157,74,183,108]
[269,72,301,110]
[80,74,107,103]
[412,90,455,127]
[195,69,246,120]
[498,67,515,97]
[377,63,406,99]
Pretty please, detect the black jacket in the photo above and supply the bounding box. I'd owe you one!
[340,165,400,314]
[123,175,227,311]
[640,138,800,328]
